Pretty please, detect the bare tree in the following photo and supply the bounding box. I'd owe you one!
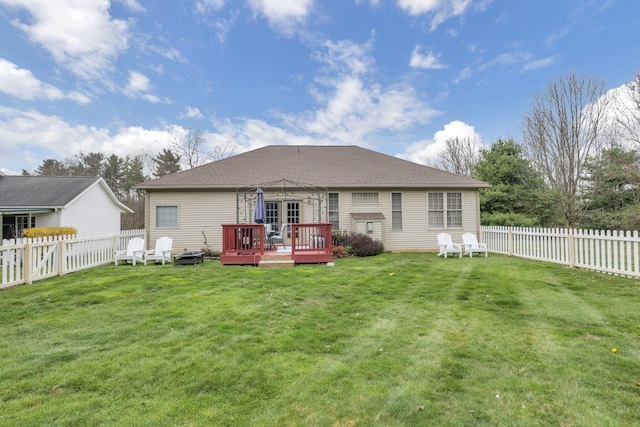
[171,127,210,169]
[522,73,610,227]
[436,136,480,176]
[616,72,640,145]
[211,138,237,161]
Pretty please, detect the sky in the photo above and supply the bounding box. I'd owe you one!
[0,0,639,176]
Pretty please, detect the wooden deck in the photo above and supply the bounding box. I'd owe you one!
[220,223,334,266]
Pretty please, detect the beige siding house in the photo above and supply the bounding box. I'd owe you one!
[136,145,489,252]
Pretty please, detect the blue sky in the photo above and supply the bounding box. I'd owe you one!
[1,0,639,175]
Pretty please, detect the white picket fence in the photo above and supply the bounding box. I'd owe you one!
[1,229,145,289]
[481,226,640,278]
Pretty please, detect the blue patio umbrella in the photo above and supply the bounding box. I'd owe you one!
[254,188,265,224]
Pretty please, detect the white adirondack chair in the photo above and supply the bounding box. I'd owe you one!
[114,237,145,266]
[462,233,488,257]
[144,236,173,265]
[437,233,462,258]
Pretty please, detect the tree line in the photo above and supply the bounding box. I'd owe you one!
[21,129,236,230]
[437,72,640,231]
[22,72,640,231]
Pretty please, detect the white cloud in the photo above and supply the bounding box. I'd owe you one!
[0,107,176,173]
[115,0,146,13]
[314,38,375,76]
[195,0,225,14]
[0,58,90,104]
[409,45,447,69]
[521,55,560,72]
[123,70,160,103]
[180,106,204,120]
[247,0,314,35]
[396,0,474,30]
[1,0,130,80]
[211,37,439,151]
[399,120,483,165]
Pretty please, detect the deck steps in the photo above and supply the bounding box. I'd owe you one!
[259,254,295,268]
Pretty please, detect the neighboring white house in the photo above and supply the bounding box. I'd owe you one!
[0,175,133,238]
[136,145,490,252]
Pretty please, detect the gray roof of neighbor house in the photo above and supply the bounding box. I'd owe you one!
[0,176,133,213]
[137,145,489,190]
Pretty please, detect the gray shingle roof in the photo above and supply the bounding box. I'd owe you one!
[137,145,489,189]
[0,176,100,208]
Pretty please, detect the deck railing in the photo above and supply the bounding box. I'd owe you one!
[221,223,334,265]
[291,223,332,255]
[1,229,145,289]
[221,224,267,256]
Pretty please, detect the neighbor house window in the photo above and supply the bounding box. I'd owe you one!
[328,193,339,230]
[391,193,402,230]
[352,192,379,204]
[156,206,178,228]
[428,192,462,229]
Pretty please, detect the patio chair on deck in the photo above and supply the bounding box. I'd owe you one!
[114,237,145,266]
[462,233,488,257]
[270,224,288,250]
[144,236,173,265]
[437,233,462,259]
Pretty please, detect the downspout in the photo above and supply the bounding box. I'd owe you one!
[55,207,62,227]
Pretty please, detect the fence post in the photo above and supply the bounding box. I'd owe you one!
[567,231,575,268]
[58,239,67,276]
[24,241,33,285]
[507,229,513,256]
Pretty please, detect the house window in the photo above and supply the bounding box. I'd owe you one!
[391,193,402,230]
[156,206,178,228]
[352,192,379,204]
[447,192,463,228]
[428,192,462,229]
[16,215,36,237]
[328,193,339,230]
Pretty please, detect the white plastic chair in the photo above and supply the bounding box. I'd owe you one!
[144,236,173,265]
[462,233,488,257]
[114,237,145,265]
[437,233,462,258]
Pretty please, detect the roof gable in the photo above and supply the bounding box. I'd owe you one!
[0,176,133,213]
[138,145,489,189]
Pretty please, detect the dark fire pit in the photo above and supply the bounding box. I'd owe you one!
[173,251,204,265]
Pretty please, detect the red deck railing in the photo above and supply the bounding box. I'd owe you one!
[291,223,332,256]
[221,223,333,265]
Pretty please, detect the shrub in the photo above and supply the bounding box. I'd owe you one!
[22,227,77,238]
[332,245,347,258]
[342,233,384,257]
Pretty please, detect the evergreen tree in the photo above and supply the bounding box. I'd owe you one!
[474,138,559,226]
[35,159,68,176]
[153,148,181,177]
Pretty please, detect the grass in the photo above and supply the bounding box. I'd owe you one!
[1,253,639,426]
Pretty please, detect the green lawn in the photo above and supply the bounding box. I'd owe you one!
[1,253,639,426]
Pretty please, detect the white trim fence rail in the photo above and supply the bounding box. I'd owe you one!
[1,230,145,289]
[481,226,640,278]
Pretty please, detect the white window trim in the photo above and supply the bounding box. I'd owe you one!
[427,192,462,229]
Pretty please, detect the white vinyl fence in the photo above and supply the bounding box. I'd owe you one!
[1,229,145,289]
[481,226,640,278]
